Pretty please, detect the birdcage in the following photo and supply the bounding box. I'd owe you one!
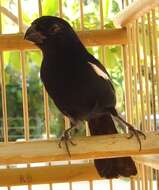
[0,0,159,189]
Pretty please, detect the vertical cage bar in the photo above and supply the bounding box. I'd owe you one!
[0,0,8,143]
[43,87,50,139]
[59,0,63,17]
[130,177,136,190]
[122,44,131,122]
[38,0,51,140]
[141,14,153,188]
[135,19,146,130]
[99,0,106,82]
[21,52,30,141]
[18,0,23,33]
[38,0,42,16]
[99,0,105,65]
[124,26,132,122]
[129,23,137,189]
[121,0,124,9]
[18,0,29,141]
[141,16,151,131]
[148,167,153,190]
[156,170,159,190]
[141,164,146,190]
[0,54,8,143]
[99,0,104,29]
[144,166,148,190]
[79,0,84,30]
[147,12,156,130]
[124,0,129,7]
[132,22,139,127]
[109,179,113,190]
[136,164,141,190]
[152,9,159,114]
[127,25,133,123]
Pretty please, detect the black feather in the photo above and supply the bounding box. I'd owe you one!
[25,16,137,178]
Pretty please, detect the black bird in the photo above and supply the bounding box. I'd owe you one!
[25,16,145,178]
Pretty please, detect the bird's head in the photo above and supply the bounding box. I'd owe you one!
[24,16,76,47]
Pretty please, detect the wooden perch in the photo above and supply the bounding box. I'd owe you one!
[0,132,158,164]
[1,154,159,186]
[0,28,127,51]
[0,163,101,186]
[114,0,159,27]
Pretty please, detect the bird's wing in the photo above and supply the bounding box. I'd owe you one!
[87,53,115,91]
[88,53,112,82]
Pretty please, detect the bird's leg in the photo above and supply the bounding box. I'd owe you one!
[114,115,146,151]
[58,120,77,157]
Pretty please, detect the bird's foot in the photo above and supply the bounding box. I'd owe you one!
[126,123,146,151]
[115,115,146,151]
[58,128,76,157]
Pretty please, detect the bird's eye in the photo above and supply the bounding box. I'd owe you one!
[49,24,61,34]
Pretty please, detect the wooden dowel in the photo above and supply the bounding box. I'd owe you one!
[136,164,141,190]
[0,163,100,186]
[20,51,29,141]
[18,0,30,141]
[114,0,159,27]
[58,0,63,18]
[79,0,84,30]
[109,179,113,190]
[0,2,8,143]
[135,20,146,131]
[130,177,136,190]
[132,22,139,127]
[127,25,133,123]
[0,163,153,187]
[0,132,157,164]
[141,16,151,131]
[147,12,157,130]
[0,53,8,143]
[148,167,153,190]
[152,9,159,117]
[122,44,131,123]
[18,0,23,33]
[141,164,146,190]
[38,0,42,16]
[144,166,148,190]
[0,28,127,51]
[99,0,104,29]
[43,87,50,139]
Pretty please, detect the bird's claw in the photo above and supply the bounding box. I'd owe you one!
[58,130,76,157]
[127,125,146,151]
[115,115,146,151]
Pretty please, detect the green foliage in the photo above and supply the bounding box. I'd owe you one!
[112,0,120,13]
[42,0,59,16]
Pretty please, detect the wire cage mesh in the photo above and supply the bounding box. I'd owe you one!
[0,0,159,189]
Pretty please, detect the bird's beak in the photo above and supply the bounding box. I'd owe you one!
[24,24,46,44]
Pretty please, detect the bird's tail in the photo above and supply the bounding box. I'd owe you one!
[88,114,137,178]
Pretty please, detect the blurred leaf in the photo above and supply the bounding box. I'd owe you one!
[42,0,59,15]
[103,0,110,18]
[112,0,120,13]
